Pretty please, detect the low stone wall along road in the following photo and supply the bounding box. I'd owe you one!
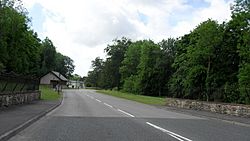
[8,90,250,141]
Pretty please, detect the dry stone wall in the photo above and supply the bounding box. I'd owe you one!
[166,98,250,117]
[0,91,41,108]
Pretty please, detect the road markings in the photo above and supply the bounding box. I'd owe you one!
[117,109,135,117]
[86,95,94,99]
[168,134,185,141]
[95,99,102,102]
[146,122,192,141]
[87,95,135,118]
[104,103,113,108]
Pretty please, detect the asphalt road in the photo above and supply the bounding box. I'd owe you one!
[9,89,250,141]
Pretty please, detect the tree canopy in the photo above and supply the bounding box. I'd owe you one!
[85,0,250,104]
[0,0,75,78]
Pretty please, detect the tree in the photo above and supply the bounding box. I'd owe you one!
[169,34,194,98]
[189,20,223,101]
[136,40,161,96]
[40,37,57,75]
[0,0,75,77]
[157,38,177,96]
[120,41,143,93]
[0,0,41,75]
[70,74,81,81]
[84,0,250,104]
[64,56,75,78]
[233,0,250,104]
[170,20,224,101]
[103,37,132,89]
[85,57,104,87]
[54,53,75,78]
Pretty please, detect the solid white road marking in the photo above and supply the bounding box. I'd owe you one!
[168,134,185,141]
[146,122,192,141]
[104,103,113,108]
[95,99,102,102]
[117,109,135,117]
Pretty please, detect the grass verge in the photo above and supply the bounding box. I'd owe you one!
[97,90,166,105]
[39,85,61,100]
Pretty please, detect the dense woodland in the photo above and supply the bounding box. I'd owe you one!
[0,0,75,78]
[85,0,250,104]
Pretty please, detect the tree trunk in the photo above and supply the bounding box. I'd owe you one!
[206,56,211,102]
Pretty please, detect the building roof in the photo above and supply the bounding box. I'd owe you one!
[51,71,68,82]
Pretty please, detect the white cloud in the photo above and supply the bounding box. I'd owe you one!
[23,0,233,76]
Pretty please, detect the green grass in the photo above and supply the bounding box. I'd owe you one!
[39,85,61,100]
[97,90,166,105]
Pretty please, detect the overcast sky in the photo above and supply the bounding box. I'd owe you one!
[23,0,233,76]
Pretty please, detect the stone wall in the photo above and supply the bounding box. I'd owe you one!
[166,98,250,117]
[0,91,41,108]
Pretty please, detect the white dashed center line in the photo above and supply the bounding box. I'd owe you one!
[146,122,192,141]
[104,103,113,108]
[95,99,102,102]
[117,109,135,117]
[85,93,192,141]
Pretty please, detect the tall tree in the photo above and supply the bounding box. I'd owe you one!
[0,0,75,77]
[85,57,103,87]
[120,41,143,93]
[0,0,40,75]
[169,34,194,98]
[103,37,132,89]
[233,0,250,104]
[40,37,56,75]
[157,38,177,96]
[170,20,223,101]
[136,40,161,96]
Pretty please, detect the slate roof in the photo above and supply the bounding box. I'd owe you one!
[51,71,68,81]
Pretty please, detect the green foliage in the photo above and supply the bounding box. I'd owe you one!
[39,85,61,100]
[84,57,104,87]
[40,37,56,74]
[70,74,81,81]
[85,0,250,104]
[103,37,132,89]
[0,0,75,77]
[120,41,143,81]
[136,40,161,96]
[122,75,139,93]
[85,38,131,89]
[233,0,250,104]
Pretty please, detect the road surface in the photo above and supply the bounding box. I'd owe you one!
[9,89,250,141]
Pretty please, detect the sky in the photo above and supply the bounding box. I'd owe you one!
[22,0,234,77]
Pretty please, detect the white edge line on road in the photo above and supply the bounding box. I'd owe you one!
[146,122,192,141]
[117,109,135,117]
[104,103,113,108]
[95,99,102,102]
